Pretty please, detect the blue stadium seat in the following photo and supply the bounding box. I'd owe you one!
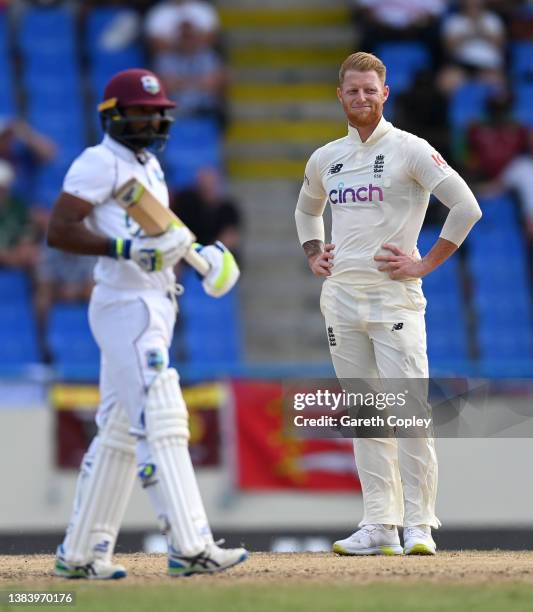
[514,83,533,126]
[48,303,100,367]
[511,41,533,81]
[164,118,222,189]
[0,301,40,365]
[86,7,146,107]
[449,81,493,130]
[375,42,431,93]
[178,268,243,365]
[417,229,469,364]
[467,197,533,366]
[0,13,16,115]
[18,6,76,59]
[0,270,31,299]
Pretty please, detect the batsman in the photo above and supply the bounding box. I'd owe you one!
[47,68,247,579]
[296,52,482,556]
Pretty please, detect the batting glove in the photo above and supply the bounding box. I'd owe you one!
[196,241,240,297]
[111,226,192,272]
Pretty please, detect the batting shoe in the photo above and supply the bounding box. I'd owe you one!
[403,525,437,555]
[333,524,403,556]
[168,540,248,577]
[54,545,127,580]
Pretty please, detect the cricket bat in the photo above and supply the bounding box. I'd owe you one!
[114,178,210,276]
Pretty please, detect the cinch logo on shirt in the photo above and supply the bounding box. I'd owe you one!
[328,184,384,204]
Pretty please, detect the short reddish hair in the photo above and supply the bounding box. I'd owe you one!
[339,52,386,85]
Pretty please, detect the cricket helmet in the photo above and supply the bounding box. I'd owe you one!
[98,68,176,152]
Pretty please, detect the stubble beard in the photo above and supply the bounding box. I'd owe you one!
[348,105,381,128]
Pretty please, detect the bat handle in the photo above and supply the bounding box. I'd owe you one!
[184,247,211,277]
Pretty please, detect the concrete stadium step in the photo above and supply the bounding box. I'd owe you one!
[227,159,306,180]
[225,140,314,160]
[217,0,348,8]
[228,45,351,68]
[229,103,343,121]
[227,119,344,141]
[233,65,340,83]
[230,82,338,103]
[219,7,349,28]
[227,26,353,47]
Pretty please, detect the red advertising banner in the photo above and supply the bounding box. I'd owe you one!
[231,381,361,492]
[51,382,225,469]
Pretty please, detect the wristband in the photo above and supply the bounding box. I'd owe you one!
[109,238,132,259]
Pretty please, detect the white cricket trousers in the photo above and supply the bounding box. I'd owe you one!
[88,283,176,434]
[320,279,440,529]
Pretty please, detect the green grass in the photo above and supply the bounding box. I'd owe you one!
[6,583,533,612]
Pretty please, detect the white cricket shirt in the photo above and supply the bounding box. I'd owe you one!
[299,117,455,286]
[63,135,174,291]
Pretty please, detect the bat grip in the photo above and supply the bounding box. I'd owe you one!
[184,247,211,277]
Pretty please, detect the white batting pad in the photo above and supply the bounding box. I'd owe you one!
[145,368,211,556]
[62,405,137,565]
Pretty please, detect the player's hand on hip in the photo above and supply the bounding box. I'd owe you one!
[374,243,431,280]
[196,241,240,297]
[115,226,193,272]
[308,243,335,277]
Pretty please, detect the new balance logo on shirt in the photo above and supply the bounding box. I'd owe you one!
[328,163,344,175]
[327,326,337,346]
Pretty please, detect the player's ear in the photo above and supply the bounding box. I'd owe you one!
[383,84,390,102]
[336,87,343,103]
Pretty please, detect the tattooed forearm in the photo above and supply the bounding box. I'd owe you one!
[303,239,324,259]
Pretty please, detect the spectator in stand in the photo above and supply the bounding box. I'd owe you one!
[351,0,447,61]
[463,87,528,188]
[439,0,506,94]
[0,117,56,207]
[500,128,533,242]
[145,0,219,54]
[172,166,241,261]
[394,69,452,162]
[33,248,96,363]
[152,16,228,126]
[0,160,40,272]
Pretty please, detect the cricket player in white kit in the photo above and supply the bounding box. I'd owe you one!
[46,68,247,578]
[295,52,482,555]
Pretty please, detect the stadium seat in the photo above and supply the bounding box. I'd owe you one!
[178,268,243,366]
[86,7,146,108]
[164,118,222,189]
[511,41,533,82]
[18,6,76,59]
[0,13,16,115]
[0,301,40,365]
[0,270,31,299]
[374,42,431,93]
[448,81,493,131]
[417,229,469,365]
[514,83,533,126]
[47,303,100,368]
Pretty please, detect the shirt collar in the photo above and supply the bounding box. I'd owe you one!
[102,134,147,162]
[346,116,392,145]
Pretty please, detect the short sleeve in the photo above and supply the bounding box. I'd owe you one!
[405,136,456,193]
[301,148,326,199]
[63,147,115,206]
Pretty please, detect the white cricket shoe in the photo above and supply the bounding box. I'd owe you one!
[333,524,403,556]
[168,540,248,577]
[403,525,436,555]
[54,545,127,579]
